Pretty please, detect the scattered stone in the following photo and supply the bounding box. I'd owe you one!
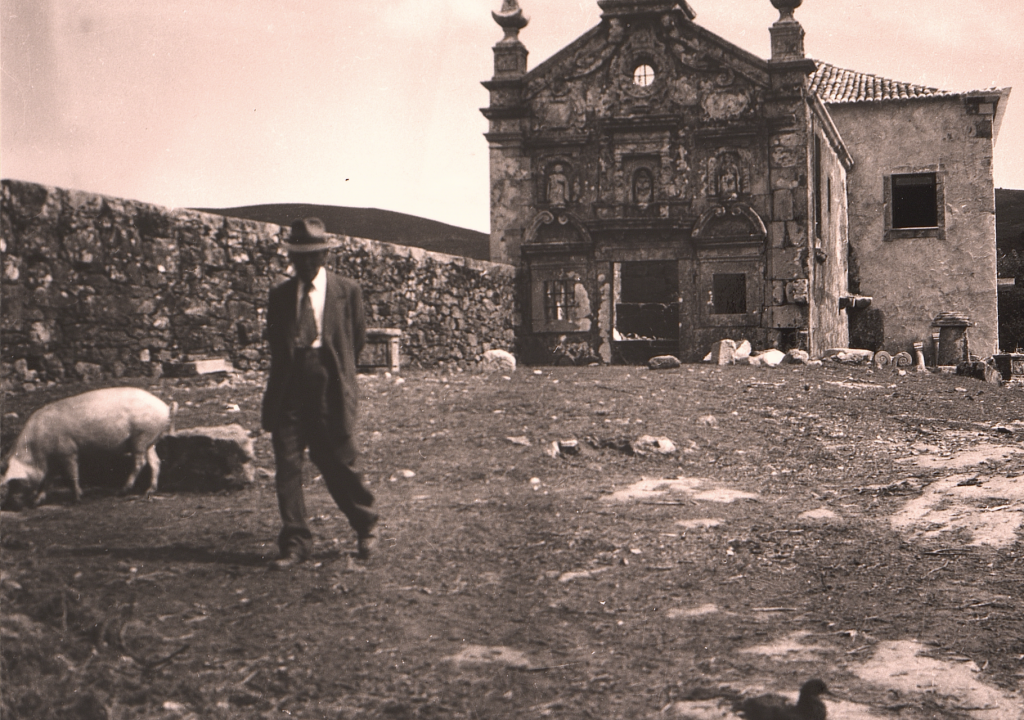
[557,439,580,455]
[697,415,719,427]
[823,348,874,365]
[480,349,516,373]
[783,349,810,365]
[558,566,613,583]
[545,441,561,458]
[799,507,838,521]
[155,424,255,492]
[585,436,635,454]
[648,355,681,370]
[506,435,531,446]
[756,349,786,367]
[734,339,752,360]
[631,435,677,455]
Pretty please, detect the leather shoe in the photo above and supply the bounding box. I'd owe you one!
[269,554,306,571]
[356,535,378,560]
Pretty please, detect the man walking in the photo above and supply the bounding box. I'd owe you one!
[261,218,378,569]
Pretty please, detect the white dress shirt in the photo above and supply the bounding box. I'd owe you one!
[296,267,327,348]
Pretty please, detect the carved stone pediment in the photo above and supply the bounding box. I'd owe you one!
[522,211,594,255]
[692,203,767,245]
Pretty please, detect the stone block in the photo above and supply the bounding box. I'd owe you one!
[955,361,1002,385]
[156,424,255,493]
[707,339,736,365]
[773,189,794,221]
[770,305,805,329]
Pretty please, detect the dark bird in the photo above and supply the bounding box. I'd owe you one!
[734,678,830,720]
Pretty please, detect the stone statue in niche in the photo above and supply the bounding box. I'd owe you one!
[547,165,570,207]
[716,154,742,202]
[633,168,654,206]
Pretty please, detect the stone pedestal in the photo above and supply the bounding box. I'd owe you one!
[359,328,402,373]
[937,326,969,366]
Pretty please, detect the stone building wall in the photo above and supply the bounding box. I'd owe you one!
[1,180,517,390]
[829,96,1001,359]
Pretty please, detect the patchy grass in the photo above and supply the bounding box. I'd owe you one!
[2,364,1024,719]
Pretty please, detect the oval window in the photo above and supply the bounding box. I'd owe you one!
[632,64,655,87]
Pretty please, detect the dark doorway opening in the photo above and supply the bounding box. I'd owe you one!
[614,261,680,362]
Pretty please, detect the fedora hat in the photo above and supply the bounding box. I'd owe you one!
[281,217,342,252]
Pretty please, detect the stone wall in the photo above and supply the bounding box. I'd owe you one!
[1,180,517,390]
[829,95,1000,359]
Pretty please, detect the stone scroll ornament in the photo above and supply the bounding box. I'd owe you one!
[873,351,892,368]
[894,351,914,368]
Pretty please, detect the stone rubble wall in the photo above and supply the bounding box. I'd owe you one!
[1,180,517,390]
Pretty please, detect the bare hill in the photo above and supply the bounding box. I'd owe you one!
[194,203,491,261]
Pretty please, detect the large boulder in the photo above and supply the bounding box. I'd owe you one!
[756,349,786,367]
[480,349,516,373]
[156,424,255,492]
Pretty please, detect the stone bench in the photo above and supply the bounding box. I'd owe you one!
[358,328,402,373]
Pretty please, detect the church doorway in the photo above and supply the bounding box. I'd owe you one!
[612,260,681,363]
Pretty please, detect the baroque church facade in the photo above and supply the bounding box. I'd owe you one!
[483,0,1009,365]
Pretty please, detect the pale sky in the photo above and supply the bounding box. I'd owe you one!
[2,0,1022,234]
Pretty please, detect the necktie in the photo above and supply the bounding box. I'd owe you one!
[296,282,317,347]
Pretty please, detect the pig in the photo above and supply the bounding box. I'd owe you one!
[1,387,173,506]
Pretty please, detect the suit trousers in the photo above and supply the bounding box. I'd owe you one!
[271,347,376,559]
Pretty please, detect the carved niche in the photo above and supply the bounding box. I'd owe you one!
[711,151,751,203]
[540,160,577,208]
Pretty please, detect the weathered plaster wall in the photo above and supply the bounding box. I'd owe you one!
[808,119,851,352]
[829,98,998,357]
[1,181,517,390]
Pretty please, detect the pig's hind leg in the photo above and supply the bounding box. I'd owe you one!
[143,445,160,497]
[121,450,149,496]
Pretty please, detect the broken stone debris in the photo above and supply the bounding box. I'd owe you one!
[956,360,1002,385]
[546,439,581,458]
[822,348,874,365]
[630,435,677,456]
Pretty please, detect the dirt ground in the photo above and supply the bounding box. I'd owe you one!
[2,362,1023,719]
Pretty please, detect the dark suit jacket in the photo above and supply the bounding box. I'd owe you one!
[261,271,366,435]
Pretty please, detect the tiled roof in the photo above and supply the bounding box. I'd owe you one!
[810,62,958,104]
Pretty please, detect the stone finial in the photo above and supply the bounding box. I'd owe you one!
[770,0,803,22]
[492,0,528,44]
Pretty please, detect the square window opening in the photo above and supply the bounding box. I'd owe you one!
[711,274,746,315]
[892,173,938,229]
